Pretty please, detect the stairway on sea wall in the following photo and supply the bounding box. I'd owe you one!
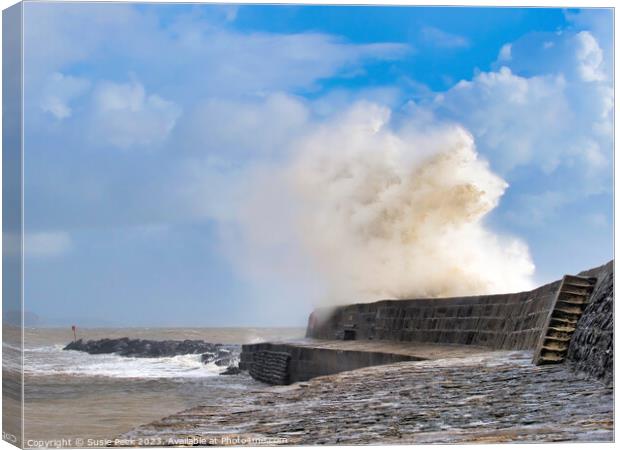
[532,275,597,365]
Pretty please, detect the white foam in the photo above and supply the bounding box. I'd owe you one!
[24,345,234,379]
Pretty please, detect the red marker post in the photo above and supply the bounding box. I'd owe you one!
[71,325,77,342]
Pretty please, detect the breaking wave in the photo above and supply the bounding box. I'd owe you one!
[24,344,236,379]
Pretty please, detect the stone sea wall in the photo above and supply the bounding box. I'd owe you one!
[240,342,420,384]
[566,261,614,385]
[308,280,562,351]
[241,261,613,386]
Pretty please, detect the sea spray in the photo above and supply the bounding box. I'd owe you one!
[232,102,535,305]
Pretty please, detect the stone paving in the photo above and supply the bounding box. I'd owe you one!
[120,351,613,445]
[259,339,491,358]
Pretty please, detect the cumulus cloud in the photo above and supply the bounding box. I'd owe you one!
[432,30,612,183]
[433,67,571,173]
[214,102,535,304]
[575,31,606,82]
[91,80,181,149]
[40,72,90,119]
[420,25,612,243]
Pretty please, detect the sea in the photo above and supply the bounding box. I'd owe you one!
[11,327,305,444]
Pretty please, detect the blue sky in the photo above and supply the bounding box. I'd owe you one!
[21,4,613,327]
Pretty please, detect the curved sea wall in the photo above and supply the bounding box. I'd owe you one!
[307,280,562,351]
[566,261,614,385]
[241,261,613,386]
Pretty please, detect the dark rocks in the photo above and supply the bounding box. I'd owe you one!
[201,348,235,366]
[64,338,231,361]
[220,366,241,375]
[214,357,233,367]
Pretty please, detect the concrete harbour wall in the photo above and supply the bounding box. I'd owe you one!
[240,342,421,384]
[241,261,613,385]
[308,281,562,350]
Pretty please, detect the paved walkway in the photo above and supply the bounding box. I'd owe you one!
[262,338,491,359]
[120,351,613,445]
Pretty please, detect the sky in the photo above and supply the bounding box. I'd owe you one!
[20,3,613,327]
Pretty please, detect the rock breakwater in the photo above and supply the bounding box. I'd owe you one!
[63,338,235,365]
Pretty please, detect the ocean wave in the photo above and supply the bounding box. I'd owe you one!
[2,342,24,352]
[24,345,236,379]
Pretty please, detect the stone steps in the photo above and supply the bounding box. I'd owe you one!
[532,275,596,365]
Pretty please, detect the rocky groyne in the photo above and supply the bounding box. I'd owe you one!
[64,338,236,366]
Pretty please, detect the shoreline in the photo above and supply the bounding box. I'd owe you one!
[18,327,304,445]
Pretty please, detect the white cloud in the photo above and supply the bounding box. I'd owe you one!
[433,67,571,173]
[25,231,72,258]
[25,3,409,106]
[91,80,181,149]
[498,43,512,61]
[168,30,407,96]
[40,72,90,119]
[431,29,612,182]
[575,31,605,82]
[24,4,139,82]
[421,27,612,230]
[421,26,469,48]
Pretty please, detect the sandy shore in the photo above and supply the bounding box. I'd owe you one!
[119,350,613,445]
